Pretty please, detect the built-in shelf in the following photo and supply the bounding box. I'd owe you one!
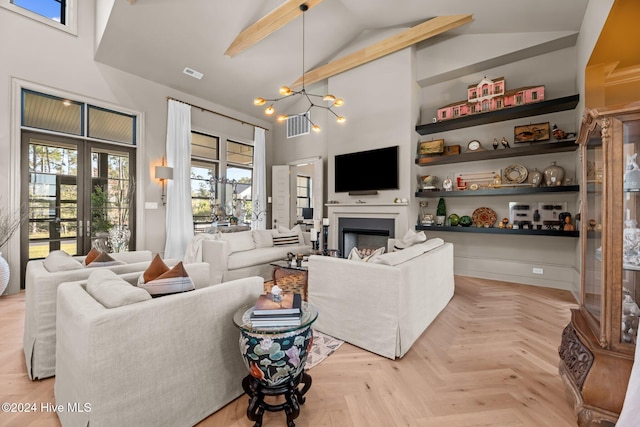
[416,225,579,237]
[415,185,579,198]
[416,94,580,135]
[416,140,578,166]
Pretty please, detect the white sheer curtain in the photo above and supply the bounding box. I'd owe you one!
[164,100,193,259]
[252,127,267,230]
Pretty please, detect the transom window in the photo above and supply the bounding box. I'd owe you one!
[2,0,77,34]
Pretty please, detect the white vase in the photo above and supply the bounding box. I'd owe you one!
[0,252,9,295]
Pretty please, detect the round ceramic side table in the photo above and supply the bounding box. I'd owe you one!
[233,302,318,427]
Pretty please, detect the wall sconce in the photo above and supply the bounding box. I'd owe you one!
[154,156,173,206]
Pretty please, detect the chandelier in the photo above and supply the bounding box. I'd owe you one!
[253,3,345,132]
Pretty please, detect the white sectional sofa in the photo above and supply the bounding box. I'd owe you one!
[55,273,264,427]
[201,228,311,283]
[23,250,182,379]
[307,238,454,359]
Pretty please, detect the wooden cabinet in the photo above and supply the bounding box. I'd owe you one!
[559,103,640,426]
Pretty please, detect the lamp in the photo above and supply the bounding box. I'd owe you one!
[154,156,173,206]
[253,3,345,132]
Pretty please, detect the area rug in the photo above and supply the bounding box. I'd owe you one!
[306,329,344,370]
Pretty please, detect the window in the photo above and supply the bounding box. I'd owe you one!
[516,94,524,104]
[88,106,136,144]
[296,175,311,218]
[226,141,253,224]
[497,99,503,109]
[190,132,219,229]
[441,111,447,119]
[531,91,539,100]
[2,0,77,34]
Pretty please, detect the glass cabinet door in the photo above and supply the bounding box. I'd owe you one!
[582,125,603,328]
[621,116,640,346]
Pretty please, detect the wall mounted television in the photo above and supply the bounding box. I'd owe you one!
[334,145,399,193]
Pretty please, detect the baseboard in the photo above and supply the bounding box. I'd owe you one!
[453,256,579,291]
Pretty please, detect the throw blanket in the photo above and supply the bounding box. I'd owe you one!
[183,233,218,264]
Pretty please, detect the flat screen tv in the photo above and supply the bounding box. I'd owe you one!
[334,146,399,193]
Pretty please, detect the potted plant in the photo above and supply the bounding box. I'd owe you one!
[436,197,447,226]
[0,199,23,294]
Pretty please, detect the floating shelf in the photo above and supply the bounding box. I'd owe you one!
[415,185,579,198]
[416,94,580,135]
[416,225,579,237]
[416,140,578,166]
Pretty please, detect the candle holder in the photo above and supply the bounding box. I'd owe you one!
[322,225,329,255]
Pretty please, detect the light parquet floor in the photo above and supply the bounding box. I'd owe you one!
[0,275,579,427]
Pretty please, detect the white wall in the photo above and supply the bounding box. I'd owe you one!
[0,1,269,294]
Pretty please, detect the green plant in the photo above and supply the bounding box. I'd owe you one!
[436,197,446,217]
[91,186,112,233]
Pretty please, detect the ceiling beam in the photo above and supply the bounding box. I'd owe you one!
[225,0,323,58]
[291,14,474,88]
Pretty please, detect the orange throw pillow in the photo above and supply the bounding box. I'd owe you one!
[142,254,170,283]
[155,261,189,280]
[85,247,102,265]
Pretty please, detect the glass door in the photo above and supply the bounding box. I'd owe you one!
[20,131,135,287]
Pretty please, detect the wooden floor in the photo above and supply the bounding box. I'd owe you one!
[0,276,579,427]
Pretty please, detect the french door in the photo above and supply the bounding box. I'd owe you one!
[20,131,136,287]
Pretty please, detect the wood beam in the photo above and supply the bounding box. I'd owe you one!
[225,0,323,58]
[291,14,473,88]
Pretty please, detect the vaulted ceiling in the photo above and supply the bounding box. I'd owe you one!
[95,0,590,121]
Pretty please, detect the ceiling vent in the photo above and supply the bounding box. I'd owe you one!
[183,67,203,80]
[287,112,310,138]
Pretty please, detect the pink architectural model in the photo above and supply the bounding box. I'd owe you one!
[436,77,544,121]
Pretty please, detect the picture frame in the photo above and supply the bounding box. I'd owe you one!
[514,122,550,143]
[417,139,444,155]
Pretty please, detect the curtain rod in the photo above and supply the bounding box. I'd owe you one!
[166,96,269,131]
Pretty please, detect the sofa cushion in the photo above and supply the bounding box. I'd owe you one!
[86,269,151,308]
[43,250,84,272]
[219,230,256,253]
[372,238,444,266]
[137,261,195,296]
[253,230,274,248]
[393,229,427,251]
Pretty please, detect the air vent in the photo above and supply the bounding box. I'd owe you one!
[287,112,310,138]
[183,67,203,80]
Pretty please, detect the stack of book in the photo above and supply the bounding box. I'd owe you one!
[250,293,302,327]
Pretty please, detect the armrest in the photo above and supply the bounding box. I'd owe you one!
[202,239,230,284]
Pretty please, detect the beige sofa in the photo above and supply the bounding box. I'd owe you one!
[307,238,454,359]
[55,274,264,427]
[23,250,181,379]
[201,229,311,283]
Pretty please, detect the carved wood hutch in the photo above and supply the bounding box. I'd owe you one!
[559,103,640,426]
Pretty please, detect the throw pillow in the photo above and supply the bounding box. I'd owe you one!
[85,251,123,268]
[276,225,305,245]
[86,269,151,308]
[253,229,274,248]
[219,230,256,253]
[43,250,84,272]
[393,229,427,251]
[347,246,385,262]
[142,254,170,283]
[137,261,195,297]
[272,233,300,246]
[84,247,102,265]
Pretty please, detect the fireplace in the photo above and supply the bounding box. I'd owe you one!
[338,217,395,257]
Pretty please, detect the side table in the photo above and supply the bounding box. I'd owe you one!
[270,260,309,300]
[233,303,318,427]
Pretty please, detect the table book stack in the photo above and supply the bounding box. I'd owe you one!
[250,293,302,327]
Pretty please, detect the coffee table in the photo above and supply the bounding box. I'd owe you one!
[270,260,309,300]
[233,303,318,427]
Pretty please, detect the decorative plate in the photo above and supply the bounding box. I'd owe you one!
[472,207,497,228]
[503,164,528,184]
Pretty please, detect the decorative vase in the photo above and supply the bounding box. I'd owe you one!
[529,168,543,187]
[109,225,131,253]
[0,252,9,295]
[543,162,565,186]
[624,154,640,191]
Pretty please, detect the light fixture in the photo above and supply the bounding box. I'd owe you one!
[253,3,345,132]
[154,156,173,206]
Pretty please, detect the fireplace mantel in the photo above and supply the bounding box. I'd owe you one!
[325,203,410,250]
